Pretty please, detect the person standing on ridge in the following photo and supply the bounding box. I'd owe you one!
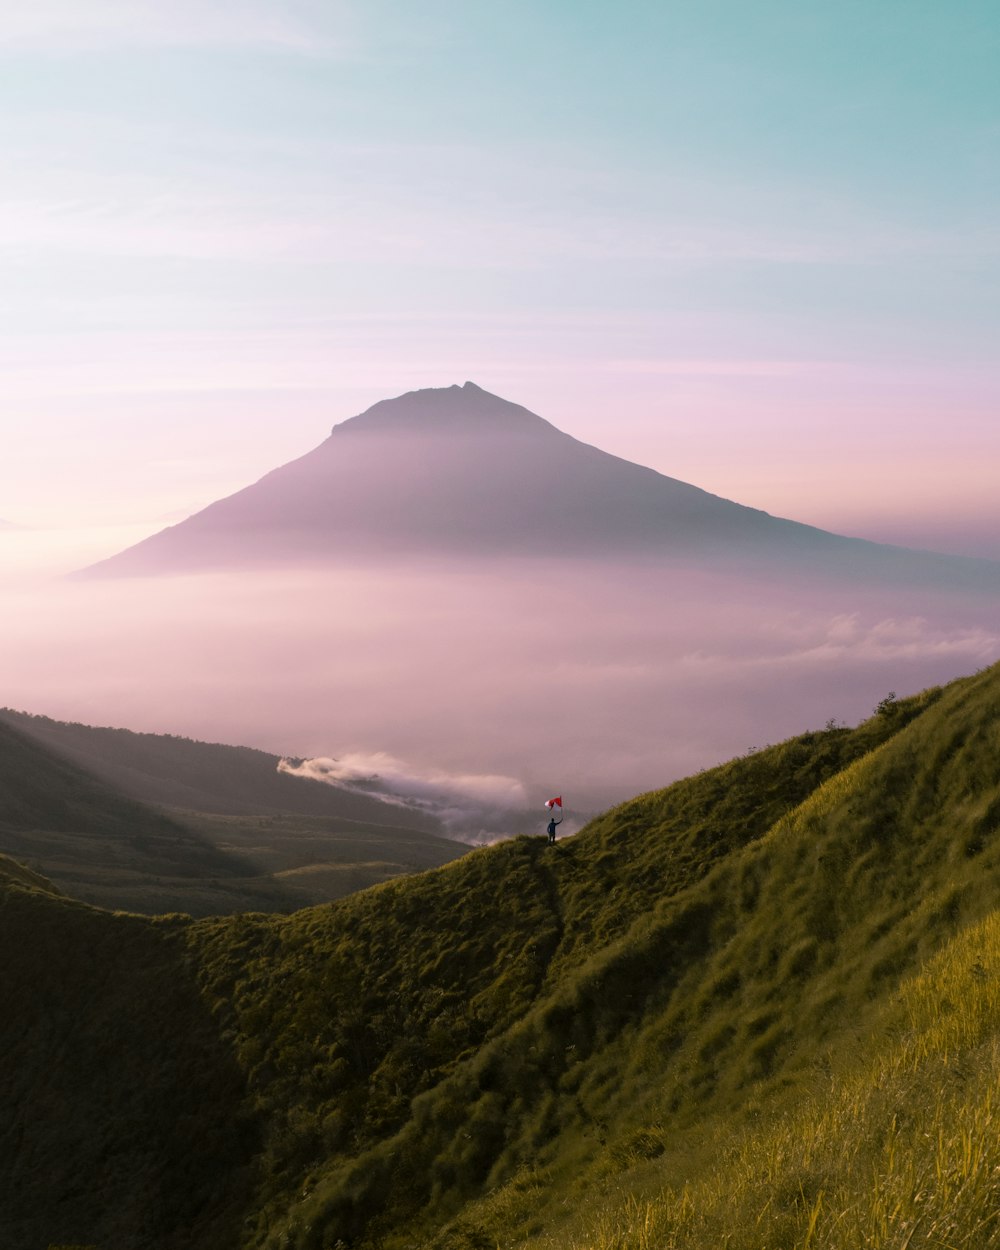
[545,796,563,844]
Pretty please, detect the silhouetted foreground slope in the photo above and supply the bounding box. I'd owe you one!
[0,715,463,915]
[0,861,254,1250]
[4,665,1000,1248]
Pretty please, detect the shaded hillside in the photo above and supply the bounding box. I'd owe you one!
[0,709,441,829]
[0,871,255,1250]
[0,852,61,895]
[0,717,465,916]
[80,383,1000,592]
[0,717,279,914]
[11,664,1000,1247]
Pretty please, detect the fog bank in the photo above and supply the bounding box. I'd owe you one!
[1,557,997,816]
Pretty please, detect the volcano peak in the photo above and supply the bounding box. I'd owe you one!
[330,382,560,440]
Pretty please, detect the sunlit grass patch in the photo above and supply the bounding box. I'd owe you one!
[550,909,1000,1250]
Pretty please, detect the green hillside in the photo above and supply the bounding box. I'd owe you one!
[0,716,466,916]
[4,664,1000,1249]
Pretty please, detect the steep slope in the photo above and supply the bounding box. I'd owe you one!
[0,716,464,915]
[0,873,254,1250]
[81,383,999,590]
[464,899,1000,1250]
[5,664,1000,1248]
[0,852,62,895]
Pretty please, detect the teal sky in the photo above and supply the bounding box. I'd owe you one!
[3,0,999,564]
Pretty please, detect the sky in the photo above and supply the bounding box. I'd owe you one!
[2,0,999,565]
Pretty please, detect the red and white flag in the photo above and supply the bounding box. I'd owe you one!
[545,796,562,810]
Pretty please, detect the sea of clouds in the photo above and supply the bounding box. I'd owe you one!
[1,550,997,829]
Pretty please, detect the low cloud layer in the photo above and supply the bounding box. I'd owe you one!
[1,557,998,816]
[277,751,529,838]
[682,612,1000,672]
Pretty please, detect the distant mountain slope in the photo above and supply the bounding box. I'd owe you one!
[0,715,465,915]
[80,382,1000,590]
[0,708,440,828]
[10,665,1000,1247]
[0,716,258,901]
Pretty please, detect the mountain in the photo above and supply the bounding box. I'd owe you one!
[5,663,1000,1247]
[80,382,1000,588]
[0,713,466,915]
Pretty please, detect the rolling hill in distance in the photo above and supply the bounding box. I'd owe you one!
[0,709,443,826]
[4,662,1000,1248]
[0,712,465,916]
[81,382,999,592]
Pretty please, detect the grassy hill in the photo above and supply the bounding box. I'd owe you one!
[0,716,466,916]
[4,664,1000,1249]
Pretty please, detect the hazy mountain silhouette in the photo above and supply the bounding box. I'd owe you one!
[81,381,999,589]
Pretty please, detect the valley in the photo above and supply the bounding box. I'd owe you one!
[0,712,465,916]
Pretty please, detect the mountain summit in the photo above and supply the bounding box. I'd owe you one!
[332,380,562,437]
[81,383,998,587]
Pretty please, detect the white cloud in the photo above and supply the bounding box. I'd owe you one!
[599,358,835,379]
[277,750,529,837]
[682,613,1000,671]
